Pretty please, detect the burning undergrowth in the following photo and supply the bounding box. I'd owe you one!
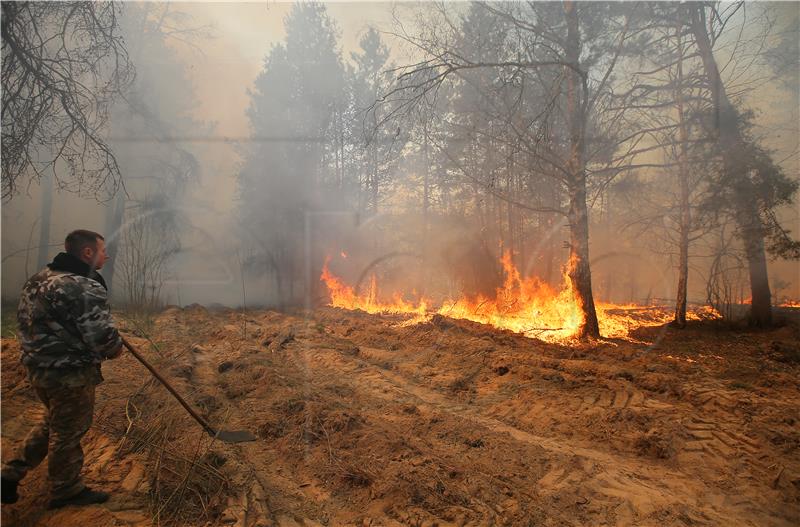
[321,251,720,342]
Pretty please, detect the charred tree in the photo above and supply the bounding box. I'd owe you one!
[563,1,600,338]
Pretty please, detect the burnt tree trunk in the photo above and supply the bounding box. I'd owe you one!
[564,0,600,338]
[690,5,772,326]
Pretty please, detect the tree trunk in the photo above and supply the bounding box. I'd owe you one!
[545,214,555,286]
[674,23,690,328]
[564,0,600,338]
[370,109,379,214]
[103,190,126,292]
[567,183,600,338]
[674,189,690,326]
[739,201,772,324]
[690,4,771,326]
[506,157,515,263]
[417,121,431,296]
[370,146,378,214]
[36,171,54,270]
[515,169,526,275]
[422,121,430,236]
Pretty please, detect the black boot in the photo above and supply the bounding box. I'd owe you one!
[1,477,19,504]
[48,487,109,509]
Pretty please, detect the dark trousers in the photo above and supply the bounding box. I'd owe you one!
[1,383,95,500]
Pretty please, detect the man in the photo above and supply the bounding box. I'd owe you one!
[1,230,123,509]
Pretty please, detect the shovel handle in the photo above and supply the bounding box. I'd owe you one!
[121,337,217,437]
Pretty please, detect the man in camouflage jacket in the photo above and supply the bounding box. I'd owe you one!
[1,230,123,509]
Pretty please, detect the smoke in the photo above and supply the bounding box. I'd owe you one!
[2,2,798,313]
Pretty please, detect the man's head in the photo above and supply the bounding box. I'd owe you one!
[65,230,108,270]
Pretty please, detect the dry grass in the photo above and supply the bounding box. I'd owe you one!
[115,406,230,525]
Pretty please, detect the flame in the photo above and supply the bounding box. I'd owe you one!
[320,252,719,342]
[320,257,427,316]
[722,297,800,308]
[436,251,583,340]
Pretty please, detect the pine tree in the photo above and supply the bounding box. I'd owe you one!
[239,2,345,307]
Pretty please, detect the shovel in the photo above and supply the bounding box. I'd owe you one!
[122,338,257,443]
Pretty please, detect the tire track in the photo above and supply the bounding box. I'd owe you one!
[289,332,787,526]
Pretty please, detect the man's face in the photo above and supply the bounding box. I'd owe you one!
[82,239,109,270]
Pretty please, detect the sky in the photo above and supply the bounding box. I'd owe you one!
[171,2,399,139]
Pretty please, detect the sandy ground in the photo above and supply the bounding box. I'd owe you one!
[2,305,799,526]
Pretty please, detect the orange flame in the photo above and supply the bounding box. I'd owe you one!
[320,257,427,316]
[437,251,583,340]
[320,252,718,342]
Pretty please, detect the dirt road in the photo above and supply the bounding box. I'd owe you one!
[2,306,799,526]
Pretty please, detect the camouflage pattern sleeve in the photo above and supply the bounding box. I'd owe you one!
[68,276,123,359]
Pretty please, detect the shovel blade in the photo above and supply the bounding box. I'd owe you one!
[214,429,258,443]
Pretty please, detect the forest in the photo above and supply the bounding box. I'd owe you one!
[1,2,799,526]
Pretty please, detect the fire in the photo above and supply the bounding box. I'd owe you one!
[437,251,583,340]
[320,257,427,316]
[320,252,717,342]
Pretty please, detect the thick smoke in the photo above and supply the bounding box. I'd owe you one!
[2,2,798,319]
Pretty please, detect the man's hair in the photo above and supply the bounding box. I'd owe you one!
[65,230,104,257]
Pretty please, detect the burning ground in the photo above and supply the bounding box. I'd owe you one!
[320,252,720,343]
[2,304,800,526]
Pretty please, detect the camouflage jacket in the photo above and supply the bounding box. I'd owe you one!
[17,252,122,372]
